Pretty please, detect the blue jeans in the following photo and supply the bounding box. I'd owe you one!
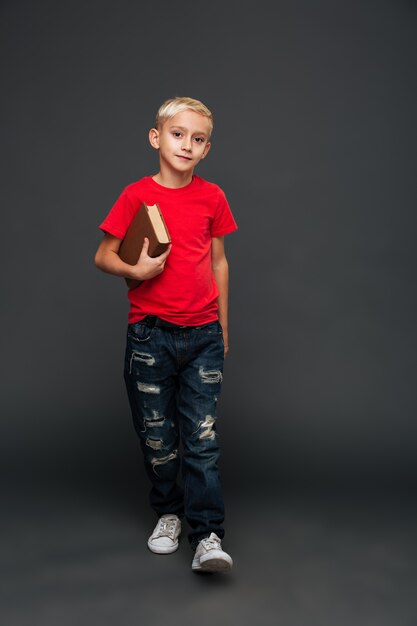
[124,316,225,548]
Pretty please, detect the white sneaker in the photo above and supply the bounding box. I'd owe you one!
[192,532,233,572]
[148,514,181,554]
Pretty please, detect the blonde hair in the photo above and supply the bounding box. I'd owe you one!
[155,97,213,137]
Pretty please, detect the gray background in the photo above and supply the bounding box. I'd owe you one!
[1,1,417,625]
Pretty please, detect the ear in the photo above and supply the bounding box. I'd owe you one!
[201,142,211,160]
[149,128,160,150]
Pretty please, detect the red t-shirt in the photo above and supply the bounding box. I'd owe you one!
[99,175,238,326]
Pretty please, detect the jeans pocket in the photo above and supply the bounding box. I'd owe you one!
[127,322,154,343]
[200,321,223,336]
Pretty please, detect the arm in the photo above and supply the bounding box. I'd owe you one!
[94,233,171,288]
[211,236,230,358]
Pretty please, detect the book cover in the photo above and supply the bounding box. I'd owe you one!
[118,202,171,265]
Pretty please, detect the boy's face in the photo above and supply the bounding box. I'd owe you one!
[149,110,211,175]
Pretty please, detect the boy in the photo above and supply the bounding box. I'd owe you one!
[95,97,237,573]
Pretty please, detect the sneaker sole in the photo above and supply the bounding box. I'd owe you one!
[192,552,233,572]
[147,539,179,554]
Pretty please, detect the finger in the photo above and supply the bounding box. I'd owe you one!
[139,237,150,258]
[158,244,172,261]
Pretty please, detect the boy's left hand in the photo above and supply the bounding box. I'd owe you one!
[223,329,229,358]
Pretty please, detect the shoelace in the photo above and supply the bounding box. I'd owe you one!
[154,517,178,539]
[201,536,221,550]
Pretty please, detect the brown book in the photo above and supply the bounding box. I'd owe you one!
[118,202,171,265]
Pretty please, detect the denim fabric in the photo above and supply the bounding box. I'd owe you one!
[124,317,225,548]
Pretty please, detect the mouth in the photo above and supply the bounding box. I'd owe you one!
[176,155,192,161]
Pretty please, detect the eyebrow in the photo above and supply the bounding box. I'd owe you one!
[169,125,208,137]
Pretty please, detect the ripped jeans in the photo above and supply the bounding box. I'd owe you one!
[124,316,225,548]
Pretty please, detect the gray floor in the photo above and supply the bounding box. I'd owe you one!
[2,479,417,626]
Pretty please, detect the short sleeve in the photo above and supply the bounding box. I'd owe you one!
[210,189,238,237]
[99,187,140,239]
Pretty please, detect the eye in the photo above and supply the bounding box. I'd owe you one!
[194,137,205,143]
[172,131,182,138]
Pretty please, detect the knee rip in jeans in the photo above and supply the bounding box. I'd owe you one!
[194,415,216,441]
[199,367,223,384]
[129,351,155,374]
[141,410,165,432]
[137,381,160,394]
[151,450,178,474]
[146,437,164,451]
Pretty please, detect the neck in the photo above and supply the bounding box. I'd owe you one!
[153,163,194,189]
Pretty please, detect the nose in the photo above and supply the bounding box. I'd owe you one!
[181,137,192,151]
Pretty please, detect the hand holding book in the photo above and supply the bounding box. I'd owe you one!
[118,202,171,289]
[125,237,171,289]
